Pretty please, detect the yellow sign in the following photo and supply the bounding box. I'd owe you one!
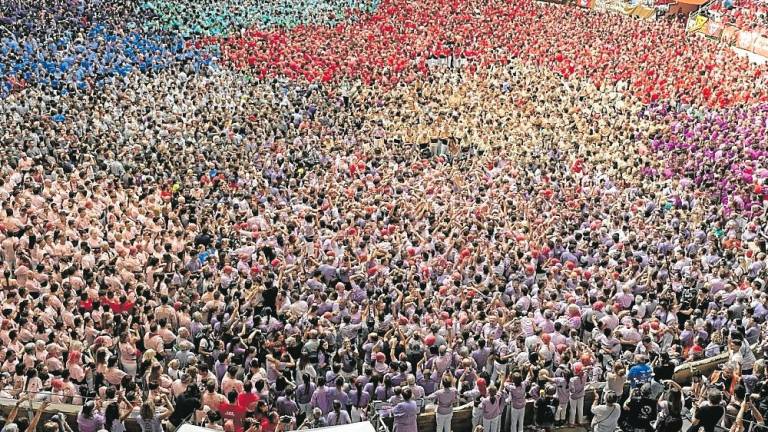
[689,14,708,33]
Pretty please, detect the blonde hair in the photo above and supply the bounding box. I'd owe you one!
[142,349,157,363]
[140,400,156,421]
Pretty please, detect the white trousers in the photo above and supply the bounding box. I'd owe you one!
[299,402,312,418]
[508,406,525,432]
[556,404,567,422]
[482,415,501,432]
[472,406,483,428]
[569,397,585,424]
[435,412,452,432]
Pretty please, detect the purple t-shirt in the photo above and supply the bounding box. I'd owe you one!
[429,387,457,414]
[481,395,504,419]
[77,413,105,432]
[393,400,419,432]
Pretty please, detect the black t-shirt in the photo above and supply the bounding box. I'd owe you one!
[535,396,557,425]
[169,395,202,426]
[694,404,725,432]
[677,289,698,322]
[625,397,657,431]
[654,363,675,381]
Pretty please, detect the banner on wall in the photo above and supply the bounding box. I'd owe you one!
[626,4,655,18]
[721,25,739,43]
[577,0,594,8]
[735,30,759,51]
[701,20,724,38]
[753,36,768,58]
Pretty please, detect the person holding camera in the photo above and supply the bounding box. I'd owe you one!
[77,400,105,432]
[724,385,765,432]
[621,383,657,432]
[138,395,175,432]
[534,384,559,432]
[103,399,132,432]
[656,380,684,432]
[298,408,327,430]
[688,389,725,432]
[590,389,621,432]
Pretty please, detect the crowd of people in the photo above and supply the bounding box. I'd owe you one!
[708,0,768,32]
[1,0,768,431]
[141,0,380,37]
[202,0,768,107]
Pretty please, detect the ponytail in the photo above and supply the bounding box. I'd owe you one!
[356,382,365,408]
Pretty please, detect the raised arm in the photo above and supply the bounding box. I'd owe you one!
[6,395,30,424]
[25,400,50,432]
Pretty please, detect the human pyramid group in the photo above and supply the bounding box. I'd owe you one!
[1,1,768,432]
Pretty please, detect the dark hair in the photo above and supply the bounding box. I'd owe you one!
[81,401,95,418]
[668,388,682,416]
[105,402,120,430]
[402,387,413,401]
[708,389,723,405]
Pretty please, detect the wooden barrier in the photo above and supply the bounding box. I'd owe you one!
[4,348,757,432]
[0,349,750,432]
[0,386,603,432]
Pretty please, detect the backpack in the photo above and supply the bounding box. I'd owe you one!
[655,413,683,432]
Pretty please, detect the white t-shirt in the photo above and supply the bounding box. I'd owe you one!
[591,403,620,432]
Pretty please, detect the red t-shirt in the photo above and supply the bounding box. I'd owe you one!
[219,402,247,432]
[79,298,93,312]
[237,392,259,412]
[103,297,122,314]
[119,301,135,314]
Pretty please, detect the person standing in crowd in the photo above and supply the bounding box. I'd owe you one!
[568,363,587,426]
[392,387,419,432]
[77,401,105,432]
[656,381,684,432]
[505,371,529,432]
[689,389,726,432]
[138,397,175,432]
[590,389,621,432]
[427,376,457,432]
[480,386,504,432]
[104,401,131,432]
[0,0,767,432]
[326,400,351,426]
[534,385,559,432]
[621,383,657,432]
